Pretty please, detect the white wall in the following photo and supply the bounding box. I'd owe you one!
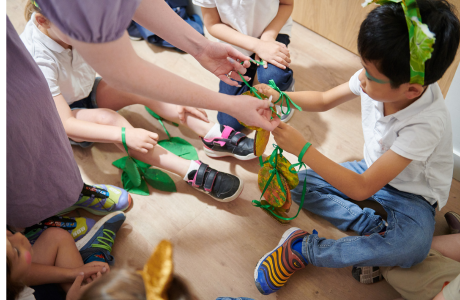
[445,63,460,180]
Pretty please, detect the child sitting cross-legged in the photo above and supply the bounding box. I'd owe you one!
[20,2,256,203]
[252,0,460,294]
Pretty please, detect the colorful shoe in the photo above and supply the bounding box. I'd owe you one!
[254,227,309,295]
[445,211,460,234]
[202,125,256,160]
[78,211,126,265]
[58,184,133,216]
[24,216,96,245]
[186,161,243,202]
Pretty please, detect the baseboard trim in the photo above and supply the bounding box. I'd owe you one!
[454,149,460,181]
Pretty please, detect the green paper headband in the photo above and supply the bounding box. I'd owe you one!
[362,0,436,85]
[31,0,39,8]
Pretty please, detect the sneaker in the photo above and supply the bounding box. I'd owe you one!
[78,211,126,265]
[186,161,243,202]
[352,266,383,284]
[276,78,295,123]
[254,227,309,295]
[58,184,133,216]
[127,21,143,41]
[24,216,96,245]
[202,125,256,160]
[445,211,460,234]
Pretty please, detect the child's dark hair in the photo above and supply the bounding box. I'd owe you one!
[358,0,460,87]
[7,257,25,300]
[79,268,192,300]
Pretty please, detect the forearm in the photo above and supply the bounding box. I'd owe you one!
[133,0,208,56]
[261,2,293,40]
[285,91,329,112]
[25,264,74,286]
[206,23,261,53]
[64,118,122,144]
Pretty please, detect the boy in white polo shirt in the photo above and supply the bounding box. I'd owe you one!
[251,0,460,295]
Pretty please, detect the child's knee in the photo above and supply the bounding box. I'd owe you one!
[389,234,431,267]
[257,66,293,90]
[96,109,124,126]
[37,227,73,244]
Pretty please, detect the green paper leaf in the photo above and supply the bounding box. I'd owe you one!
[122,172,150,195]
[143,169,177,192]
[133,158,151,170]
[112,156,128,169]
[158,137,199,160]
[125,157,142,187]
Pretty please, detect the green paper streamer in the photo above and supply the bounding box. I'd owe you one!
[144,169,177,192]
[122,171,150,196]
[125,157,142,187]
[268,79,302,115]
[145,106,171,139]
[158,137,198,160]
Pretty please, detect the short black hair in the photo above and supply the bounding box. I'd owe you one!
[358,0,460,87]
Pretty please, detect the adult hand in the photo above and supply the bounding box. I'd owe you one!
[125,128,158,153]
[272,122,308,156]
[176,106,209,124]
[254,38,290,70]
[193,41,252,86]
[233,95,280,131]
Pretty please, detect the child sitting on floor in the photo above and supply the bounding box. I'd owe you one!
[20,2,256,203]
[7,211,126,300]
[252,0,460,294]
[194,0,296,125]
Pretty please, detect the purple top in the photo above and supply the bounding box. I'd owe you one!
[36,0,141,43]
[7,18,83,228]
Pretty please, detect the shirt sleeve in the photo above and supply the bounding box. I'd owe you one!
[192,0,217,8]
[348,69,363,96]
[443,274,460,300]
[36,0,141,43]
[391,117,445,162]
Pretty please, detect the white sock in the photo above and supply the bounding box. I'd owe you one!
[183,160,201,181]
[203,123,222,140]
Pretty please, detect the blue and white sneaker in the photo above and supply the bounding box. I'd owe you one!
[77,211,126,265]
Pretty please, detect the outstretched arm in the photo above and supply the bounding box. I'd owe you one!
[273,122,412,201]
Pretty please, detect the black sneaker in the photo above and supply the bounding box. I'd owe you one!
[186,161,243,202]
[202,125,256,160]
[352,266,383,284]
[127,21,143,41]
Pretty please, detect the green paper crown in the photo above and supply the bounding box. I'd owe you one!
[362,0,436,85]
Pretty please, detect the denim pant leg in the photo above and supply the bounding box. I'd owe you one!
[216,59,258,131]
[291,160,385,235]
[297,163,436,268]
[256,34,294,91]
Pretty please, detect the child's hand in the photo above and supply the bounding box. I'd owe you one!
[272,122,308,157]
[254,39,290,69]
[125,128,158,154]
[176,106,209,124]
[254,84,280,101]
[66,271,103,300]
[74,261,110,281]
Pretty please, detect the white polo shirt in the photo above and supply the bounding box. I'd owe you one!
[192,0,293,57]
[349,69,453,209]
[20,14,96,105]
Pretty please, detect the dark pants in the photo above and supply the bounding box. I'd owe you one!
[217,34,294,131]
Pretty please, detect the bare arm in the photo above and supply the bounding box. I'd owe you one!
[53,95,122,143]
[260,0,294,41]
[256,81,358,112]
[25,264,75,285]
[273,122,412,200]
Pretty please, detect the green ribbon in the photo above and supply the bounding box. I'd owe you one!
[121,127,129,154]
[268,79,302,115]
[252,143,311,221]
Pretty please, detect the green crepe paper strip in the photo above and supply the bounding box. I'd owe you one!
[362,0,435,85]
[113,128,177,195]
[267,79,302,115]
[145,106,198,160]
[253,143,310,221]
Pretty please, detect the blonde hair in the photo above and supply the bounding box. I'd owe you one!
[80,268,192,300]
[24,1,41,21]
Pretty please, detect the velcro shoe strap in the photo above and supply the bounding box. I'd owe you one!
[194,163,209,187]
[230,132,246,145]
[204,169,218,192]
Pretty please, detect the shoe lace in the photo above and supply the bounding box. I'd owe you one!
[91,229,115,252]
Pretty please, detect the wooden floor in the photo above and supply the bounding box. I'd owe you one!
[8,2,460,299]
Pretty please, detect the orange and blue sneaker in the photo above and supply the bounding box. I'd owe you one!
[78,211,126,265]
[254,227,310,295]
[58,184,133,216]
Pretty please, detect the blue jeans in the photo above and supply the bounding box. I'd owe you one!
[217,34,294,131]
[291,160,436,268]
